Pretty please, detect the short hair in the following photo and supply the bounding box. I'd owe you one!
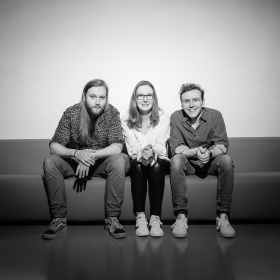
[179,83,205,101]
[78,79,109,146]
[127,80,160,130]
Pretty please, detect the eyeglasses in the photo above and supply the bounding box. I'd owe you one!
[136,94,154,100]
[182,98,202,105]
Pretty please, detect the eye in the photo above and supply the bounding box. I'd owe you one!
[99,96,106,100]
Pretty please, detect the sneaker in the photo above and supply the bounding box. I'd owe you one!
[149,215,164,237]
[171,214,188,238]
[104,217,126,239]
[216,213,235,238]
[42,217,67,240]
[135,214,149,237]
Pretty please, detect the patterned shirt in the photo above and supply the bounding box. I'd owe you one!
[169,107,229,157]
[50,103,125,150]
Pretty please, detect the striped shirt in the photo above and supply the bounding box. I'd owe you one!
[169,107,229,157]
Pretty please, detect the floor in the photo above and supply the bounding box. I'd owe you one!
[0,224,280,280]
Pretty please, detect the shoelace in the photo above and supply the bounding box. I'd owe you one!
[136,217,148,228]
[50,218,65,230]
[108,217,123,233]
[171,218,188,229]
[217,216,231,228]
[149,217,162,228]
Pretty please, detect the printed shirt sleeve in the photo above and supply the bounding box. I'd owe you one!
[50,110,71,147]
[107,111,125,146]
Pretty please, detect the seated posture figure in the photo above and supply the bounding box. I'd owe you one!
[170,83,235,238]
[121,81,170,237]
[42,79,129,240]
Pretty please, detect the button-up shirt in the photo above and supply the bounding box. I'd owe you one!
[169,107,229,158]
[50,103,125,150]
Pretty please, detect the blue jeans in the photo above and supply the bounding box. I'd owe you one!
[170,154,234,216]
[43,153,130,219]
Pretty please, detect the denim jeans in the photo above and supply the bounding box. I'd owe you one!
[43,153,130,219]
[129,158,170,217]
[170,154,234,217]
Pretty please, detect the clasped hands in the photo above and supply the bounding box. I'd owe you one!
[141,144,155,161]
[196,146,211,165]
[74,149,96,178]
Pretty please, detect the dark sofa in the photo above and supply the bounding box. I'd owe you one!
[0,138,280,223]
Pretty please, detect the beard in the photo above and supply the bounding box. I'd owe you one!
[85,104,106,119]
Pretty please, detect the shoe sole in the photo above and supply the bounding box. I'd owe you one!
[136,232,149,237]
[104,226,126,239]
[150,231,164,237]
[172,232,187,238]
[219,232,235,238]
[42,226,67,240]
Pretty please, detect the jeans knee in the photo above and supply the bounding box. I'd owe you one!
[108,153,130,174]
[216,155,234,170]
[171,154,186,172]
[43,155,60,173]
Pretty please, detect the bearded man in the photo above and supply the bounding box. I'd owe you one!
[42,79,129,240]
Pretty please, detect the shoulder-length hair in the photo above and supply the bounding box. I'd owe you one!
[78,79,109,146]
[127,80,160,130]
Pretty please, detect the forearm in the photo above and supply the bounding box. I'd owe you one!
[209,144,227,158]
[94,143,122,159]
[50,142,77,158]
[175,145,198,158]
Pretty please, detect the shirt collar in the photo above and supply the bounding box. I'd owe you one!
[181,107,207,124]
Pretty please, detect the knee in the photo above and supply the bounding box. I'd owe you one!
[171,154,186,171]
[108,153,130,173]
[43,155,61,173]
[216,155,234,170]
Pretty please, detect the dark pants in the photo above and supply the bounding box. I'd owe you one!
[129,158,170,217]
[43,153,130,219]
[170,154,234,217]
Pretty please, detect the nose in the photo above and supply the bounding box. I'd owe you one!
[189,100,194,107]
[95,98,100,105]
[143,96,149,102]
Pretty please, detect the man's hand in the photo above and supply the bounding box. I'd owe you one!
[76,162,90,178]
[197,146,211,164]
[142,144,155,160]
[75,149,96,166]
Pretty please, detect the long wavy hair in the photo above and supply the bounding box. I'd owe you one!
[78,79,109,146]
[127,80,160,130]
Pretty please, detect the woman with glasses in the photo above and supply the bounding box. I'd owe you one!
[121,80,170,237]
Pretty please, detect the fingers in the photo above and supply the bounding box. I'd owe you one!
[76,163,90,178]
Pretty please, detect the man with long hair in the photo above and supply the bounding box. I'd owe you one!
[42,79,129,239]
[170,83,235,238]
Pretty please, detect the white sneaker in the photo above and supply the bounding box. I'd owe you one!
[135,214,149,237]
[216,213,235,238]
[149,215,164,237]
[171,214,188,238]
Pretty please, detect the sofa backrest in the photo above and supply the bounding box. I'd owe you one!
[0,137,279,174]
[228,137,280,172]
[0,139,50,174]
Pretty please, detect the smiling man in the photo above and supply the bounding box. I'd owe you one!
[42,79,129,240]
[169,83,235,239]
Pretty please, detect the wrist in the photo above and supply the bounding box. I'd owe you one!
[73,149,78,158]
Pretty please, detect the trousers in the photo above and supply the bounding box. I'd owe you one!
[170,154,234,216]
[43,153,130,218]
[129,158,170,217]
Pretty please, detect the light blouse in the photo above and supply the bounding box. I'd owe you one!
[121,109,170,165]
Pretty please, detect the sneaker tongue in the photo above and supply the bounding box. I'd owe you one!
[178,214,185,219]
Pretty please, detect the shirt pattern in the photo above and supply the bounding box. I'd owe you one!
[169,107,229,156]
[50,103,125,150]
